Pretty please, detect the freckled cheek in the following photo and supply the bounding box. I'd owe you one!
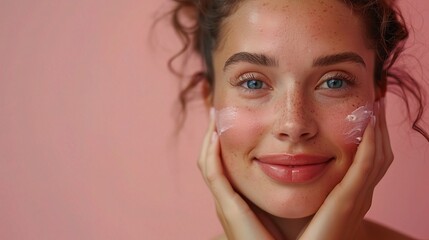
[216,108,268,160]
[321,104,374,159]
[322,114,352,145]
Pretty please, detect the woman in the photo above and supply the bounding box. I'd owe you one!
[169,0,428,239]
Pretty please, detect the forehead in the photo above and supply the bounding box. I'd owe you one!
[214,0,371,65]
[222,0,361,35]
[217,0,366,51]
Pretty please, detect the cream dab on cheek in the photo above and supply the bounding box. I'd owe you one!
[215,107,238,135]
[343,103,374,144]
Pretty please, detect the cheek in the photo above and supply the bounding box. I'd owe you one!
[322,103,375,157]
[215,107,269,156]
[343,104,374,144]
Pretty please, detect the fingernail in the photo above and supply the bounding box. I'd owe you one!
[211,131,218,143]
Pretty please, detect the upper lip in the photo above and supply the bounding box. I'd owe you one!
[255,154,333,166]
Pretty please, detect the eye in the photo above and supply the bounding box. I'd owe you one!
[234,73,270,91]
[318,72,355,90]
[242,79,265,89]
[324,79,344,89]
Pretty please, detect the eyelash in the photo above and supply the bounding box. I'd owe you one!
[231,71,357,94]
[232,73,270,93]
[318,72,356,91]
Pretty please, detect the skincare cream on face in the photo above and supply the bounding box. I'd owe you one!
[215,107,238,135]
[343,104,374,144]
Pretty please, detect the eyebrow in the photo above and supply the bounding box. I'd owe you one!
[223,52,279,71]
[223,51,366,72]
[313,52,366,68]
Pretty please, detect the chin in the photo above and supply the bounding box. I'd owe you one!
[251,188,329,219]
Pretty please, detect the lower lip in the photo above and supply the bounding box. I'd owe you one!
[256,159,333,184]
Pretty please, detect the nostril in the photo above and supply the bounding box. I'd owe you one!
[273,111,318,142]
[276,129,316,142]
[301,132,310,137]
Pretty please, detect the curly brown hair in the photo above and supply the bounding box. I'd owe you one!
[169,0,428,140]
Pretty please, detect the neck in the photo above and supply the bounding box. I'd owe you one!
[272,215,313,240]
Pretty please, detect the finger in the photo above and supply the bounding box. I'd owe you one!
[303,117,377,239]
[205,132,274,239]
[198,108,216,173]
[367,113,384,187]
[215,200,234,239]
[375,98,394,183]
[335,115,377,200]
[201,108,217,156]
[196,111,246,217]
[204,131,240,208]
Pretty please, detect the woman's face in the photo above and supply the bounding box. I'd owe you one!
[212,0,378,218]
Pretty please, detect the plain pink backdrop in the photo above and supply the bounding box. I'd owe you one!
[0,0,428,239]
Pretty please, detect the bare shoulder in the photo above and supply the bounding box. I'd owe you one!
[360,219,417,240]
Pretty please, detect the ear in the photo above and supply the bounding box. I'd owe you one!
[375,86,383,101]
[374,78,387,101]
[202,80,213,109]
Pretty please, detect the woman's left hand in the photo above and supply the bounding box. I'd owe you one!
[299,99,394,239]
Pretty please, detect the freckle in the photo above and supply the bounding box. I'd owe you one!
[282,4,289,11]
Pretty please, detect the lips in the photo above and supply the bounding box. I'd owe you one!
[255,154,334,183]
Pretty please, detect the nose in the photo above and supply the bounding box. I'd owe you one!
[272,92,318,142]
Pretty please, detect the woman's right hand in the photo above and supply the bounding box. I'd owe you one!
[197,109,276,240]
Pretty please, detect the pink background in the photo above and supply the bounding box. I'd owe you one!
[0,0,428,239]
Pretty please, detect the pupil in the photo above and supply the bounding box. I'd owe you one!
[327,79,343,88]
[247,80,262,89]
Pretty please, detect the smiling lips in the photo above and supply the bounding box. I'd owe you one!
[255,154,334,183]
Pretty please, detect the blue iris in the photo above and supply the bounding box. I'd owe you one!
[245,80,264,89]
[326,79,343,88]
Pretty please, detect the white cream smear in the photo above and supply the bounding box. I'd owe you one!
[344,103,374,144]
[215,107,238,135]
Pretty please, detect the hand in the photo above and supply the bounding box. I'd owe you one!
[300,99,394,239]
[197,109,276,240]
[198,100,393,240]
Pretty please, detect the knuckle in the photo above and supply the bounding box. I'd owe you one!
[360,158,374,176]
[206,171,220,186]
